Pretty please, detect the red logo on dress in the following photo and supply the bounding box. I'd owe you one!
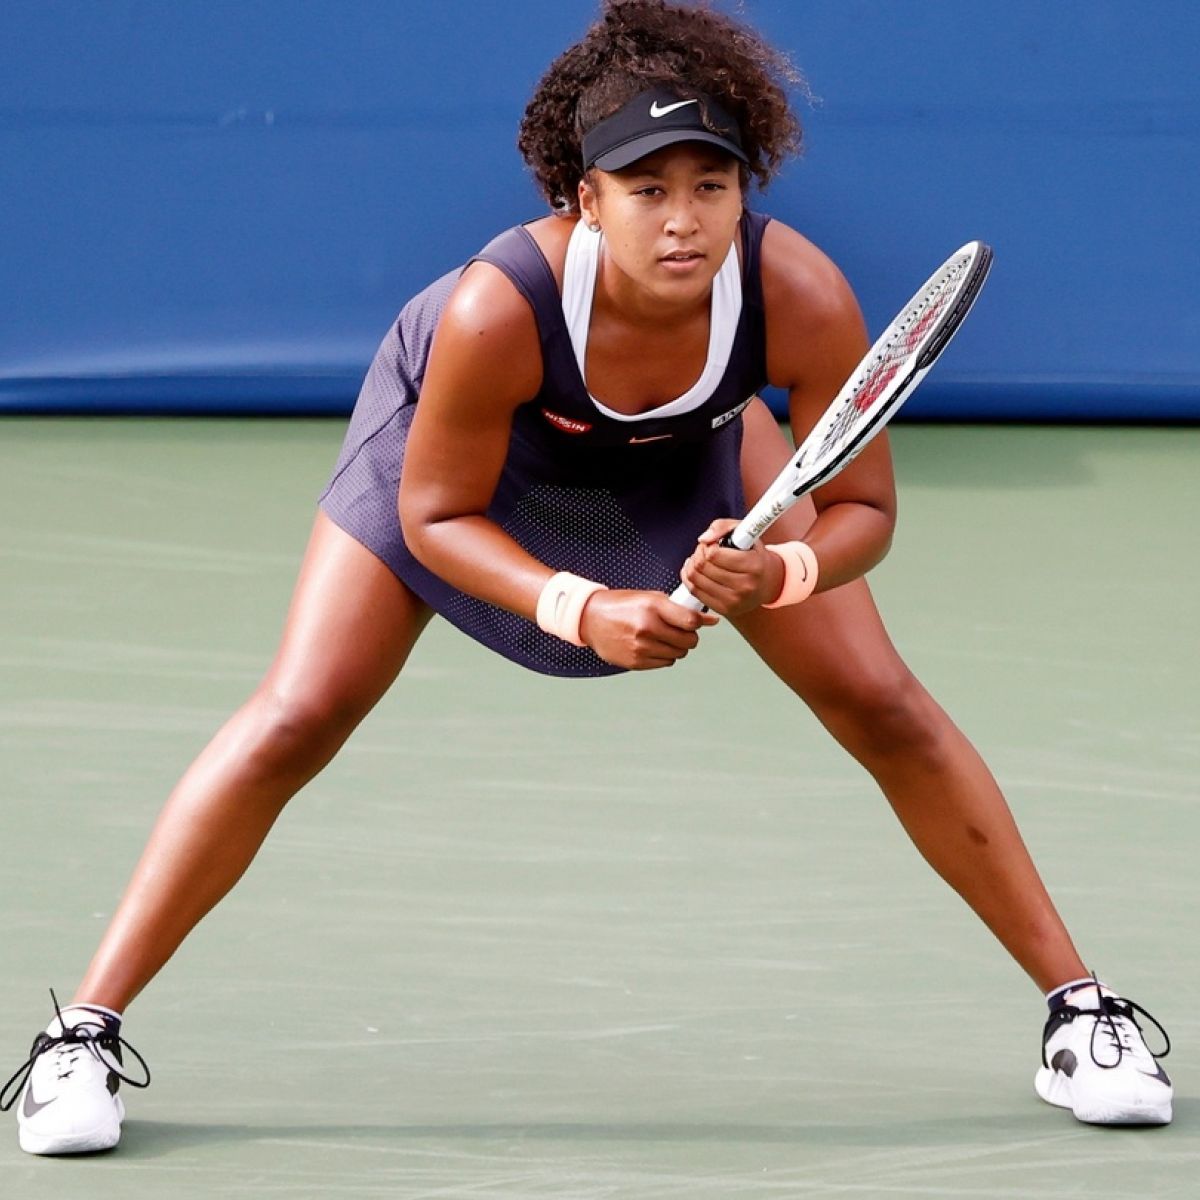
[541,408,592,434]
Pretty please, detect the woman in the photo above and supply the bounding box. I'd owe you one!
[3,0,1171,1155]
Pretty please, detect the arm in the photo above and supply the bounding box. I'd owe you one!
[398,260,548,614]
[680,224,896,614]
[398,262,715,669]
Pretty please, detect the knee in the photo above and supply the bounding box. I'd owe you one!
[238,683,364,779]
[818,667,950,769]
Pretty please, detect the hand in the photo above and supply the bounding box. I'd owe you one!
[677,519,785,616]
[578,589,719,670]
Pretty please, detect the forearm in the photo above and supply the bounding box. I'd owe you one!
[800,499,894,592]
[405,512,551,619]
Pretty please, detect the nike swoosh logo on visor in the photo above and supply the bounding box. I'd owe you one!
[629,434,673,444]
[649,99,699,119]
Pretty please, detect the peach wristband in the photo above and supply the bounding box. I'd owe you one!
[536,571,608,646]
[762,541,819,609]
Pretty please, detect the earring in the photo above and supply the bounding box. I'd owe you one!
[588,222,601,233]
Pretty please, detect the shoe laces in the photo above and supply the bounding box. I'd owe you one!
[0,990,151,1112]
[1041,981,1171,1071]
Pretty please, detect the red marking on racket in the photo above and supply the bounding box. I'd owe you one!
[854,361,901,412]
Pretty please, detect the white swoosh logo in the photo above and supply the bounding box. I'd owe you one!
[649,99,698,119]
[628,434,673,444]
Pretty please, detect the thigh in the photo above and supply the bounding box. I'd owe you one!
[262,510,434,725]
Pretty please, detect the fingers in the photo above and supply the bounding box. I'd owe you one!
[644,600,710,652]
[659,599,720,631]
[695,517,741,547]
[620,617,699,671]
[687,558,747,593]
[675,569,724,614]
[579,590,717,670]
[680,532,779,616]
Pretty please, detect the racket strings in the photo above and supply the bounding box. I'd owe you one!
[810,257,974,462]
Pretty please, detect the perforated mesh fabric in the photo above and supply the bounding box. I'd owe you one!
[446,484,678,677]
[323,268,460,497]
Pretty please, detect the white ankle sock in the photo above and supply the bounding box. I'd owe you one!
[1046,977,1113,1010]
[61,1002,123,1025]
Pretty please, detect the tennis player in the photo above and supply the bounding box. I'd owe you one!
[3,0,1171,1155]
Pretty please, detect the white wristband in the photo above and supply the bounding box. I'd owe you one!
[536,572,608,646]
[762,541,819,608]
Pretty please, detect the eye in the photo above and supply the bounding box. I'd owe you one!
[634,185,664,198]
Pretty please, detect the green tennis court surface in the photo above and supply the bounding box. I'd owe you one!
[2,419,1196,1197]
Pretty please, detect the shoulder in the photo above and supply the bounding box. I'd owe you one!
[434,214,571,351]
[522,213,574,290]
[759,219,865,335]
[758,218,869,389]
[426,235,550,403]
[425,214,576,403]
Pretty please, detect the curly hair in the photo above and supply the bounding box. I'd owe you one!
[518,0,805,214]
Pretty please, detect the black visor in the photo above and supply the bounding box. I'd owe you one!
[581,87,747,172]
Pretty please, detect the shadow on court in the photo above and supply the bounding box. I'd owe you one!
[121,1108,1182,1158]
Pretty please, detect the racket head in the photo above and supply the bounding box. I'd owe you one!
[787,240,993,496]
[672,240,994,598]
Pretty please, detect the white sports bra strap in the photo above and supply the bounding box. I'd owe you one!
[561,220,742,423]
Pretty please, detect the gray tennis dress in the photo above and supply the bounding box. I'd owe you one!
[320,210,771,678]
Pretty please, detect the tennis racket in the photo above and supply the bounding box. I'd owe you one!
[670,239,994,610]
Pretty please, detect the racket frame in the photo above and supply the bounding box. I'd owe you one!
[670,240,994,602]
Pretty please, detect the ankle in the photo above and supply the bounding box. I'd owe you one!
[63,1000,123,1025]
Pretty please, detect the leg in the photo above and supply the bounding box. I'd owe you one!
[734,402,1086,991]
[74,511,432,1012]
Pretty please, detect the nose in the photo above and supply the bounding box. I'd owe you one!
[663,196,699,237]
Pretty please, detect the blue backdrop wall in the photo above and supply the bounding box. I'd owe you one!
[2,1,1197,418]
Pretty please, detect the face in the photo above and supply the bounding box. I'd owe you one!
[578,143,744,308]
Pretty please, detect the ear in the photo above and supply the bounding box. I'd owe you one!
[577,173,601,229]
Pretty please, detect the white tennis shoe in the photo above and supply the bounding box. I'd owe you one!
[1035,983,1172,1125]
[2,998,149,1155]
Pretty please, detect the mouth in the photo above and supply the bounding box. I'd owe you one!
[658,250,706,273]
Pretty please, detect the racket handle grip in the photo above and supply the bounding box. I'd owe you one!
[668,582,706,612]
